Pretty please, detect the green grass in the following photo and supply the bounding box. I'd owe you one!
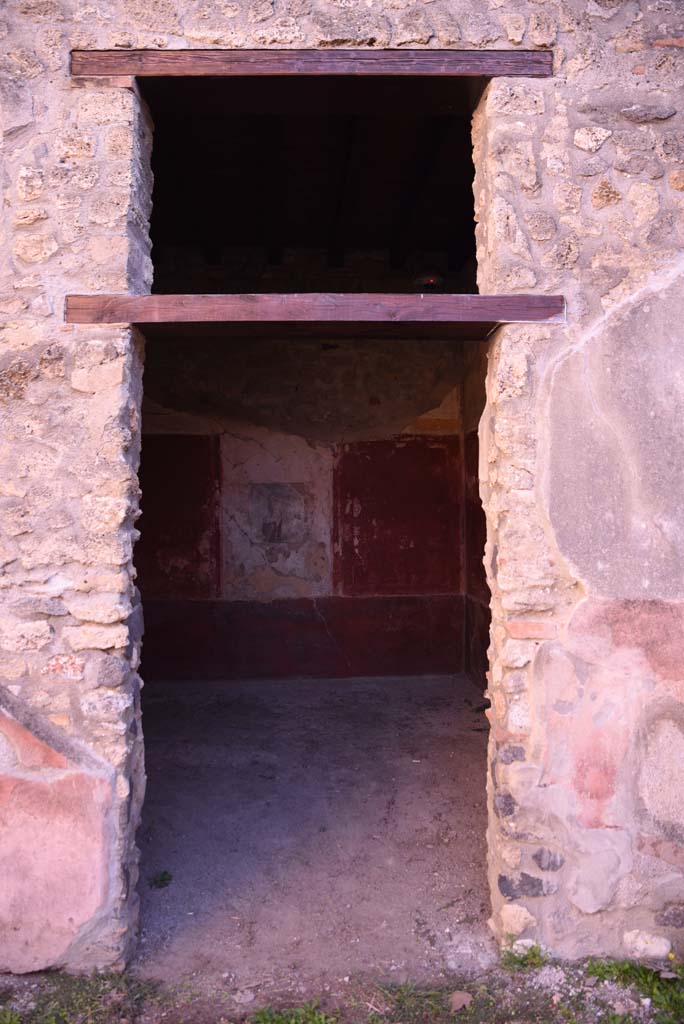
[149,869,173,889]
[0,1010,22,1024]
[379,984,451,1024]
[0,972,161,1024]
[587,957,684,1024]
[500,943,547,972]
[251,1005,337,1024]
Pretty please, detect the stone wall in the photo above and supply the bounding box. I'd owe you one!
[1,0,683,972]
[471,7,684,957]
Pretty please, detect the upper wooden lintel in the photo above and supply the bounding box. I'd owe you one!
[70,49,553,79]
[64,293,566,339]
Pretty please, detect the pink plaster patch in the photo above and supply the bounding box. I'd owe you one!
[573,741,617,827]
[569,599,684,683]
[637,833,684,868]
[0,771,112,973]
[0,712,69,770]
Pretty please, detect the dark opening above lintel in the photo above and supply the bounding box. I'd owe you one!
[70,48,553,78]
[64,293,565,341]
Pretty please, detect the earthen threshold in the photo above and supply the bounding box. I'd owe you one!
[64,293,566,341]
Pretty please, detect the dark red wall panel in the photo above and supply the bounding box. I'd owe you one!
[135,434,221,599]
[142,595,464,680]
[333,436,463,597]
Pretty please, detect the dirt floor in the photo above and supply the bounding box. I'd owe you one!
[134,674,495,1003]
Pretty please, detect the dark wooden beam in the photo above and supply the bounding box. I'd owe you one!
[65,292,565,326]
[71,49,553,79]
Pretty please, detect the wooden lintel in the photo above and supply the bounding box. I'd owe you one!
[70,49,553,79]
[65,293,566,326]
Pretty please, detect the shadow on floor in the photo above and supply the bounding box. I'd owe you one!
[135,674,494,998]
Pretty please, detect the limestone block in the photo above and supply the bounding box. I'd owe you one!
[566,836,631,915]
[75,90,136,127]
[12,234,58,264]
[56,129,96,160]
[623,930,672,959]
[627,182,660,225]
[16,166,44,201]
[0,618,52,652]
[528,11,556,47]
[592,179,622,208]
[393,9,433,46]
[489,82,545,117]
[669,170,684,191]
[500,903,537,936]
[63,623,128,651]
[501,14,525,45]
[638,718,684,831]
[64,593,131,625]
[70,361,126,393]
[574,127,612,152]
[492,137,539,193]
[80,494,131,534]
[13,207,48,226]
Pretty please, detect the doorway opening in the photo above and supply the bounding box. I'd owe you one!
[133,71,493,992]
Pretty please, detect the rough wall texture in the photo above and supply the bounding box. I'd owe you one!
[1,0,683,972]
[470,3,684,959]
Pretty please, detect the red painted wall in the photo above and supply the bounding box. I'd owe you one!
[138,433,467,679]
[143,595,464,680]
[135,435,221,600]
[333,436,463,597]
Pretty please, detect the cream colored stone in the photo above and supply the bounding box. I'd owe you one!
[491,196,532,258]
[16,166,45,201]
[627,181,660,225]
[64,593,131,624]
[501,843,522,869]
[592,179,622,209]
[75,91,135,126]
[528,11,556,46]
[489,82,544,117]
[500,903,537,936]
[80,494,129,534]
[56,129,96,160]
[13,208,48,227]
[63,623,128,651]
[0,618,52,652]
[501,13,525,44]
[574,126,612,152]
[71,361,126,393]
[623,930,672,959]
[12,235,58,264]
[669,169,684,192]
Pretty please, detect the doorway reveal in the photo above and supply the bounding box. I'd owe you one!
[129,70,494,989]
